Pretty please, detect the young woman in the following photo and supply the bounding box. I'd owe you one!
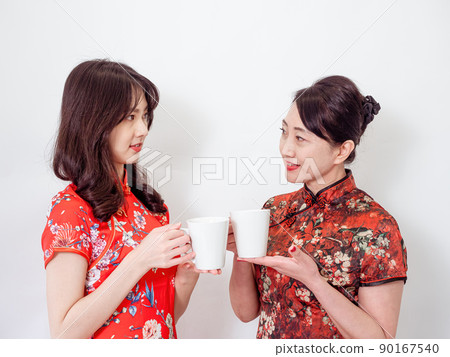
[42,59,216,339]
[228,75,407,339]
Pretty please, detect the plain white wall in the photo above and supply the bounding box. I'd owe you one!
[1,0,449,338]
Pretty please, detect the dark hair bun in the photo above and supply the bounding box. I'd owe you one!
[363,95,381,125]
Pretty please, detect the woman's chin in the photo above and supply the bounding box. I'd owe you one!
[286,175,305,185]
[125,157,139,165]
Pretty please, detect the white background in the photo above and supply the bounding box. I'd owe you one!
[1,0,449,339]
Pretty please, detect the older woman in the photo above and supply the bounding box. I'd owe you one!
[229,75,407,339]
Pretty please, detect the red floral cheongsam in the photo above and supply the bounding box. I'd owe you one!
[41,171,177,339]
[255,170,407,339]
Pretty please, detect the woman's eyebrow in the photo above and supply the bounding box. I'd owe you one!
[282,119,308,133]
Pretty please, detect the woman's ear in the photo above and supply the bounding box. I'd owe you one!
[334,140,355,164]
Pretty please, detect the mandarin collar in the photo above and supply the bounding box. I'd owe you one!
[303,169,356,207]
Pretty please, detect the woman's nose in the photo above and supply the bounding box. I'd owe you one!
[280,138,295,157]
[136,117,149,137]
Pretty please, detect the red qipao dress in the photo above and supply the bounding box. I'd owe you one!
[255,170,408,339]
[41,172,177,339]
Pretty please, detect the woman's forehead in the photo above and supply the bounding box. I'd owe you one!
[130,88,147,110]
[283,105,309,132]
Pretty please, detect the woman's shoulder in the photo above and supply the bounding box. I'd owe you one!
[42,183,96,268]
[46,183,92,219]
[346,187,401,231]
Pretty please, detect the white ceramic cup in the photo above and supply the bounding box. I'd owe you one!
[230,209,270,258]
[183,217,229,270]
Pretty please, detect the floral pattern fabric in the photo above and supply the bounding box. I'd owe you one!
[41,172,176,339]
[255,170,407,339]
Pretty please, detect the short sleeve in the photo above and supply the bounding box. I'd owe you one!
[41,192,92,268]
[360,216,408,287]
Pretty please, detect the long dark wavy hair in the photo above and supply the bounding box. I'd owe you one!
[293,75,380,163]
[53,59,167,222]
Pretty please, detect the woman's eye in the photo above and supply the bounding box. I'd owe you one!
[279,127,287,135]
[143,113,149,122]
[296,136,304,142]
[126,114,135,121]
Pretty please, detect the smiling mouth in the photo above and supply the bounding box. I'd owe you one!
[285,161,300,171]
[130,143,142,152]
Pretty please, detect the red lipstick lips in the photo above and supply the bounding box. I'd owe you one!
[130,143,142,152]
[285,161,300,171]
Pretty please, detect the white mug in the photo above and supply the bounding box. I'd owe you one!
[183,216,229,270]
[230,209,270,258]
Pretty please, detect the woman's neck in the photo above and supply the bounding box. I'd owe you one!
[115,164,125,183]
[304,166,347,196]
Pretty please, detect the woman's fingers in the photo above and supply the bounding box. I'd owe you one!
[226,242,237,253]
[168,243,192,259]
[238,256,286,269]
[194,268,222,275]
[289,245,315,265]
[167,229,187,240]
[146,226,184,245]
[237,256,266,265]
[288,244,303,260]
[168,234,191,249]
[179,261,196,270]
[169,251,196,267]
[153,222,182,235]
[228,221,234,233]
[226,227,237,253]
[166,222,182,231]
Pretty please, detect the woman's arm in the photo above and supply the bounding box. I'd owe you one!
[240,245,404,338]
[174,262,199,324]
[173,260,222,323]
[306,274,403,338]
[228,223,261,322]
[229,256,261,322]
[47,251,144,338]
[46,223,194,338]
